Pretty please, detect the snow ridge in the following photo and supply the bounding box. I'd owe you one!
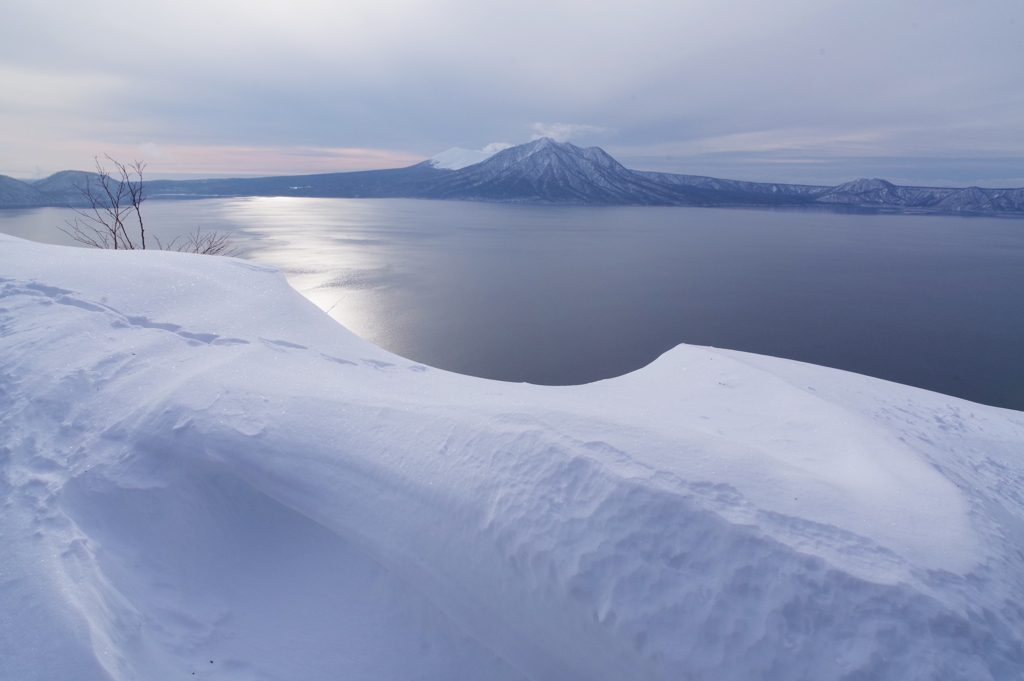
[2,233,1024,680]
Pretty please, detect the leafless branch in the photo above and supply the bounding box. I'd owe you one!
[56,154,234,256]
[57,156,139,249]
[158,228,238,256]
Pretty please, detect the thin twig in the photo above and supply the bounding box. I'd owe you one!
[56,154,235,257]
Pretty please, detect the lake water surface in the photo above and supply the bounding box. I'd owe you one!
[4,198,1023,411]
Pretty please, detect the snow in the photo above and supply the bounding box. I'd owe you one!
[2,231,1024,680]
[428,144,510,170]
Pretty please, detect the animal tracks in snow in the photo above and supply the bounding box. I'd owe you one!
[261,338,308,350]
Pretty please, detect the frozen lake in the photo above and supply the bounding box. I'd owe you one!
[4,197,1024,410]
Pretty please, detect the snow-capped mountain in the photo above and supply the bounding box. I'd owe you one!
[5,139,1023,213]
[417,137,722,205]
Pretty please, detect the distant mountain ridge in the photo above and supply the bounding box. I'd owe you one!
[4,139,1023,214]
[0,175,53,207]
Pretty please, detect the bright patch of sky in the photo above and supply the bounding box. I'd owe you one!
[429,144,513,170]
[1,0,1021,185]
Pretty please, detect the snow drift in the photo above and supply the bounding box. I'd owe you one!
[1,232,1023,680]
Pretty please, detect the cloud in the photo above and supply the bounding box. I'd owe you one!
[481,142,513,154]
[2,0,1022,182]
[139,142,174,161]
[529,123,611,144]
[100,145,426,179]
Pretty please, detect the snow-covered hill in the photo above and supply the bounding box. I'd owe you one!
[26,169,104,204]
[813,177,1024,212]
[634,169,827,198]
[2,233,1024,680]
[0,174,55,206]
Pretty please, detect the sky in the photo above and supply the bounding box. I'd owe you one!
[2,0,1022,186]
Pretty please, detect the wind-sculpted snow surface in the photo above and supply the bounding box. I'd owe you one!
[2,233,1024,680]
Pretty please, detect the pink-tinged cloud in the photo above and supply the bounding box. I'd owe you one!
[120,144,429,178]
[7,142,428,179]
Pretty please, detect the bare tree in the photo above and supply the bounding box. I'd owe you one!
[59,156,144,249]
[59,155,234,255]
[161,227,236,256]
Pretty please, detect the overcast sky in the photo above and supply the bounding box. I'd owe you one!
[2,0,1022,185]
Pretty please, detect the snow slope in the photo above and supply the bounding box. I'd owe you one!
[2,232,1023,680]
